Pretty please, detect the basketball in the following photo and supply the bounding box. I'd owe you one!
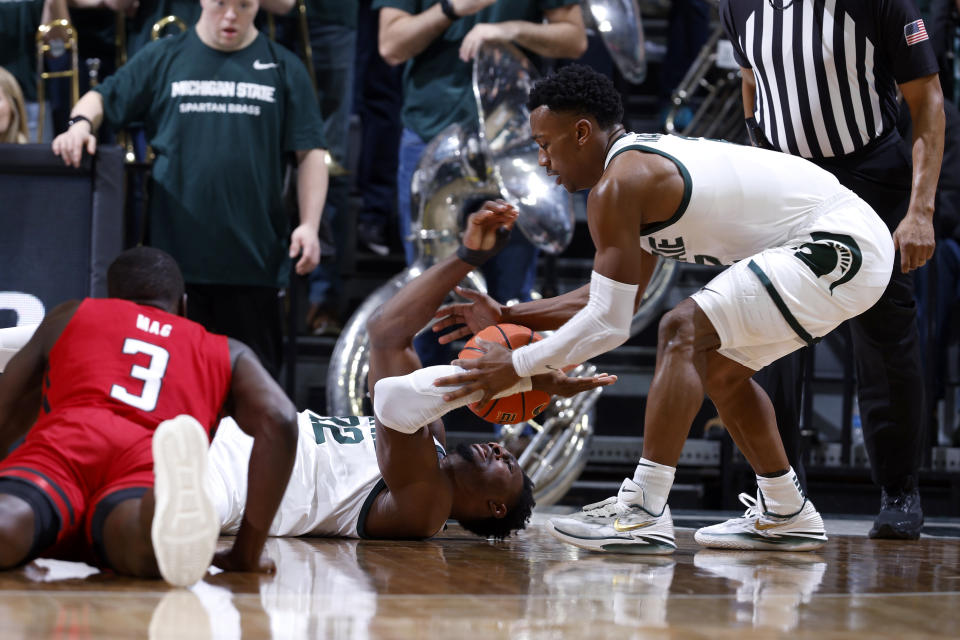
[457,323,551,424]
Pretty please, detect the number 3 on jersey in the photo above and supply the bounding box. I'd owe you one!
[109,338,170,411]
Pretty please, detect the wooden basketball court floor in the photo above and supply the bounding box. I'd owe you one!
[1,512,959,639]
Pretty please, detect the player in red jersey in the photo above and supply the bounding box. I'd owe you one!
[0,247,298,586]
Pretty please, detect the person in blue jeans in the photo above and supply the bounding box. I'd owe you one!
[374,0,587,366]
[274,1,359,335]
[354,0,404,257]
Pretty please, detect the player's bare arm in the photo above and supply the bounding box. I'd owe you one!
[213,339,298,573]
[363,203,518,538]
[0,302,78,455]
[896,73,944,273]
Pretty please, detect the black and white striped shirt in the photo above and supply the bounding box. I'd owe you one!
[720,0,939,158]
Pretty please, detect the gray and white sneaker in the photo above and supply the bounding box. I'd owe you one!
[547,478,676,554]
[694,492,827,552]
[151,415,220,587]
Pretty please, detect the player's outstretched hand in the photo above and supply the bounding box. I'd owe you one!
[462,199,517,251]
[212,548,276,574]
[51,125,97,168]
[435,339,519,405]
[532,371,618,397]
[433,286,503,344]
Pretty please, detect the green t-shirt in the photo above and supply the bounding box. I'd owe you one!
[95,28,326,287]
[372,0,574,141]
[125,0,203,59]
[0,0,44,102]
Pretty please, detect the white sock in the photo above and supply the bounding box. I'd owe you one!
[756,467,805,515]
[630,458,676,514]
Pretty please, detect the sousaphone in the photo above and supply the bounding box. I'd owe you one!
[581,0,647,84]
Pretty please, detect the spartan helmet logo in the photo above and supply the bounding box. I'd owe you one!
[793,232,862,293]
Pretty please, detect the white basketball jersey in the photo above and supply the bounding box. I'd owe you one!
[605,133,854,265]
[208,411,441,538]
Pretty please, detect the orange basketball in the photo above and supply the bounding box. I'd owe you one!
[457,323,551,424]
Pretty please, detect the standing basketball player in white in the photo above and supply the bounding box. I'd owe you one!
[432,65,894,553]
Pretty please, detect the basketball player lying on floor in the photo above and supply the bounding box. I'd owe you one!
[207,203,614,540]
[0,247,297,587]
[431,66,898,554]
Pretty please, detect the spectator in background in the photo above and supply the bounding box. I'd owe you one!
[374,0,587,366]
[721,0,944,540]
[353,0,403,258]
[51,0,329,378]
[0,0,68,142]
[0,67,29,144]
[271,0,359,336]
[659,0,711,130]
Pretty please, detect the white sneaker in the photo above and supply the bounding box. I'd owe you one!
[694,492,827,552]
[151,415,219,587]
[547,478,676,554]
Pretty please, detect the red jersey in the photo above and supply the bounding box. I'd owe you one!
[38,298,232,436]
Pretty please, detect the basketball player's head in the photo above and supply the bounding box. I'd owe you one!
[527,64,624,192]
[448,442,535,541]
[107,247,186,314]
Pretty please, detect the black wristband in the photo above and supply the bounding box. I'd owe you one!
[67,114,92,130]
[456,225,512,267]
[439,0,459,21]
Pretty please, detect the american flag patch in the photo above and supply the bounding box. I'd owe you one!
[904,19,929,46]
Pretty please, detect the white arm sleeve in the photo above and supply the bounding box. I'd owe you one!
[512,271,637,377]
[373,365,533,434]
[0,324,39,373]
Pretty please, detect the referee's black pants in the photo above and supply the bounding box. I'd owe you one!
[760,130,925,493]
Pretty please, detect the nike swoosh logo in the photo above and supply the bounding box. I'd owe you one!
[754,520,788,531]
[613,518,655,533]
[253,60,278,70]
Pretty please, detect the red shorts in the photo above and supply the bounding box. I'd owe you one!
[0,408,155,563]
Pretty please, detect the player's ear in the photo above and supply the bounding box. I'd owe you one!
[575,117,592,147]
[488,499,508,519]
[177,293,188,318]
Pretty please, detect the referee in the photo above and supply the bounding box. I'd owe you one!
[719,0,944,539]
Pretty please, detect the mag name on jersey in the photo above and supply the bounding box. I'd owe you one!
[136,313,173,338]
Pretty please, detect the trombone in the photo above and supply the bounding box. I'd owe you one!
[35,19,80,142]
[112,14,187,162]
[151,15,187,41]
